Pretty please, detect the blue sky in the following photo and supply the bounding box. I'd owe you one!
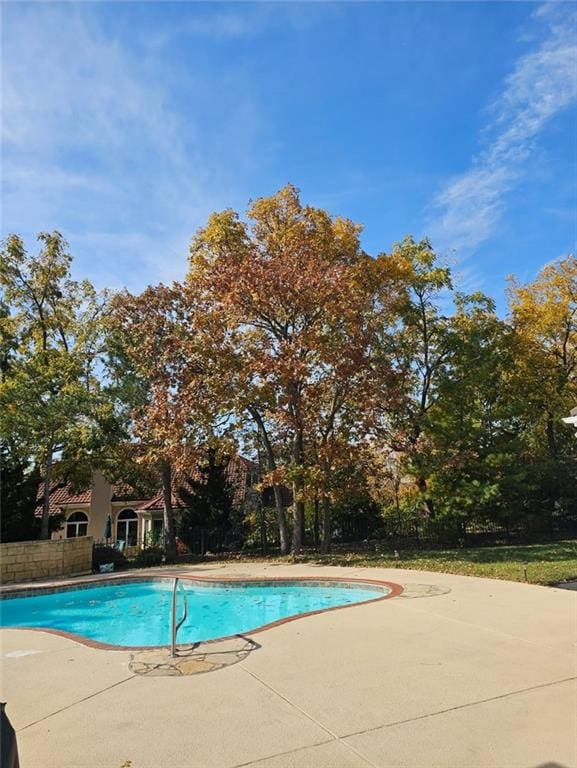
[2,2,576,312]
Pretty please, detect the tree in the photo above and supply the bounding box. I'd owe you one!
[108,282,228,561]
[508,255,577,458]
[0,233,109,539]
[0,441,40,542]
[373,253,577,538]
[507,255,577,522]
[178,450,241,551]
[188,185,400,554]
[411,292,528,534]
[371,236,453,519]
[0,297,39,542]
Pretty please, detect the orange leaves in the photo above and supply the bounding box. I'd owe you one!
[109,279,235,473]
[184,184,403,513]
[261,465,287,488]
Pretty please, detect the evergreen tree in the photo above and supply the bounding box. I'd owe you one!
[0,443,40,542]
[179,451,243,551]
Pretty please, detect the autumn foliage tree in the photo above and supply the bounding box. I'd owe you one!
[372,248,577,538]
[507,255,577,520]
[188,185,403,553]
[108,282,232,560]
[3,193,575,551]
[366,237,455,519]
[508,256,577,455]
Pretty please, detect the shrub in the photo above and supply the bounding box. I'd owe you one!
[135,547,165,567]
[144,529,164,549]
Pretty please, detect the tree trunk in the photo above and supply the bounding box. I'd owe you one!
[319,456,332,553]
[291,428,305,555]
[416,475,435,518]
[258,496,268,555]
[423,497,435,518]
[272,485,289,555]
[546,410,559,519]
[161,462,177,562]
[313,495,320,549]
[546,411,557,460]
[409,426,434,518]
[320,495,331,553]
[41,444,54,540]
[249,405,289,554]
[291,488,305,555]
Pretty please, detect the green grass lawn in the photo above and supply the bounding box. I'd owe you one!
[263,540,577,585]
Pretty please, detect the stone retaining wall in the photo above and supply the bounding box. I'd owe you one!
[0,537,93,584]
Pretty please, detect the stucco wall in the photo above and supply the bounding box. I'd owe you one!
[50,472,147,543]
[0,537,93,584]
[50,472,110,541]
[89,470,111,538]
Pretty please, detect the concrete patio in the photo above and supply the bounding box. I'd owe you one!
[1,562,576,768]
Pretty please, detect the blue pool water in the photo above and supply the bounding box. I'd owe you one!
[0,579,387,647]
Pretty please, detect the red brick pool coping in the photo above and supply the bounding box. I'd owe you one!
[1,573,404,651]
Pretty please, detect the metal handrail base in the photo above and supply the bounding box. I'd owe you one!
[171,577,188,658]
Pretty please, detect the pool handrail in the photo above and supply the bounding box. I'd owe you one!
[170,577,188,657]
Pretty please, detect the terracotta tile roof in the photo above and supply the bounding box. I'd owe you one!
[137,455,257,511]
[35,455,261,516]
[34,482,91,516]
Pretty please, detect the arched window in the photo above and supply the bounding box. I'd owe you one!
[116,509,138,546]
[66,511,88,538]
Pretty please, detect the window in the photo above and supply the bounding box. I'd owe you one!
[66,511,88,538]
[116,509,138,546]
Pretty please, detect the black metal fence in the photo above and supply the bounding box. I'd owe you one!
[92,526,235,562]
[91,516,577,569]
[330,517,577,551]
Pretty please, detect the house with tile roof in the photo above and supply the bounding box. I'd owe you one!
[36,455,264,547]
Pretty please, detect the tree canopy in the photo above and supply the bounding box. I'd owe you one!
[1,191,575,551]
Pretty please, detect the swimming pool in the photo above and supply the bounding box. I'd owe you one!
[0,578,398,648]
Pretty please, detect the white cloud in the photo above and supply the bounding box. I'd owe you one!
[429,1,577,253]
[0,4,269,289]
[145,11,260,50]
